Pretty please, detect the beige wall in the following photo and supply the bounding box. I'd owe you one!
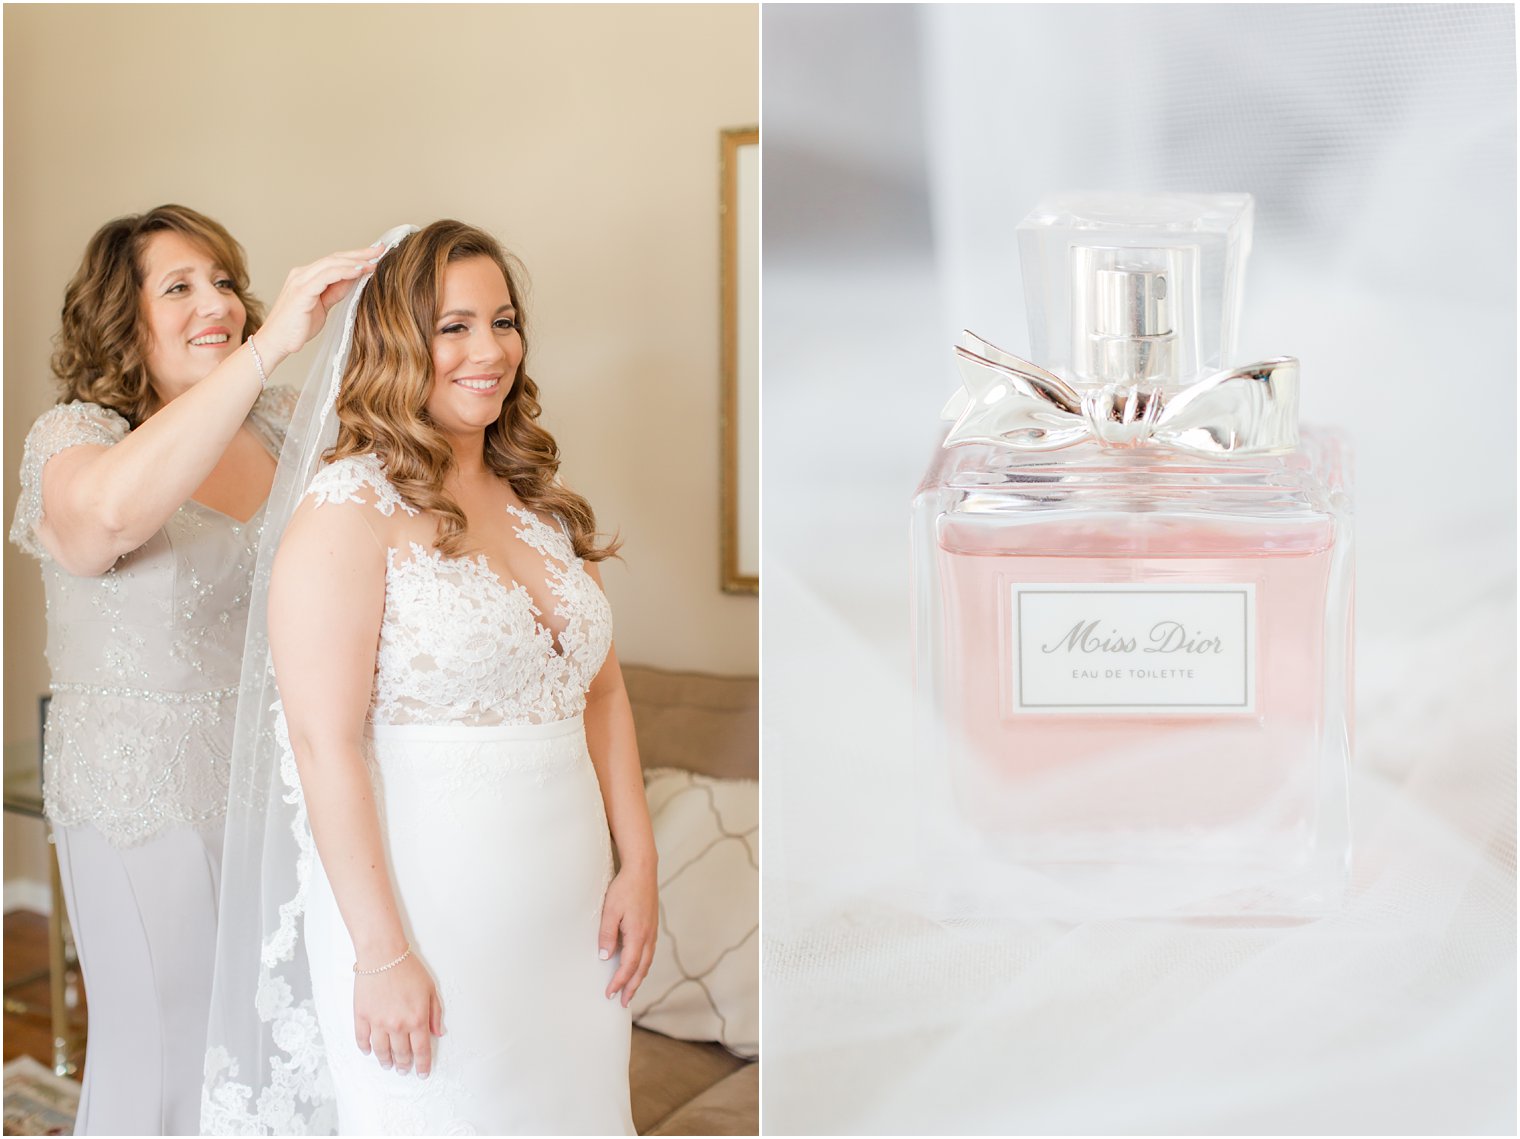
[3,4,758,887]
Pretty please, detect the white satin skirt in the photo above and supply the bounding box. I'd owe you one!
[303,716,634,1136]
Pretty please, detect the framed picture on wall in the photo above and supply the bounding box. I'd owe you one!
[721,125,759,594]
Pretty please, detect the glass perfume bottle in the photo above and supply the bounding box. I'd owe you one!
[912,194,1352,918]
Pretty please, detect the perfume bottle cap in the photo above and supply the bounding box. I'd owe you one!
[1018,193,1254,391]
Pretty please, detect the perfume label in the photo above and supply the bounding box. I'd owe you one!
[1010,583,1256,714]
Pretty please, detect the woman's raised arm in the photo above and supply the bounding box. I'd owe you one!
[38,248,381,575]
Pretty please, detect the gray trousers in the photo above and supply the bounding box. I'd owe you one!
[52,820,223,1136]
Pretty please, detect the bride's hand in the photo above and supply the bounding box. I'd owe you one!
[598,864,658,1007]
[353,953,445,1079]
[252,244,384,362]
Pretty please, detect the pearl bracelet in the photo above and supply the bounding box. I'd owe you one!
[353,945,411,975]
[246,335,268,389]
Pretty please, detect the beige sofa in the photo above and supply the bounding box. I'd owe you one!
[622,665,758,1137]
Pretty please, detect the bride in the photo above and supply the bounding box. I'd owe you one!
[202,221,656,1135]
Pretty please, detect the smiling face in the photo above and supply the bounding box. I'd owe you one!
[426,255,524,440]
[138,229,247,405]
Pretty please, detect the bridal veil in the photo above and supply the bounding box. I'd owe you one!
[201,226,417,1135]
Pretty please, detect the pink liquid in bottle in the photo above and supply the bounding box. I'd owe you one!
[936,510,1344,869]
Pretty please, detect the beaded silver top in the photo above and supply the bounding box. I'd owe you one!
[10,388,297,846]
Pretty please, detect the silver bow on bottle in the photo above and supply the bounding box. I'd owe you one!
[942,331,1300,456]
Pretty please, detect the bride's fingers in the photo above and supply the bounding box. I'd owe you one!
[627,945,656,1006]
[431,992,446,1038]
[621,944,656,1007]
[597,904,621,962]
[355,1015,372,1055]
[371,1031,394,1070]
[605,953,630,999]
[606,938,640,999]
[392,1032,414,1073]
[410,1027,432,1080]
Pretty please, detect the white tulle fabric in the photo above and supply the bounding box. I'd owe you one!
[203,227,413,1136]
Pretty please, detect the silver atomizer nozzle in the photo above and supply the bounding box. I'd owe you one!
[1073,247,1179,385]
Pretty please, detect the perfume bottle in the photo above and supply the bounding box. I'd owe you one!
[911,194,1352,917]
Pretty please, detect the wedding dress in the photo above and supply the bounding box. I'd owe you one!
[295,453,633,1135]
[202,226,632,1136]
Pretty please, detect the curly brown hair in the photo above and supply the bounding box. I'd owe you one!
[328,220,619,562]
[51,204,265,427]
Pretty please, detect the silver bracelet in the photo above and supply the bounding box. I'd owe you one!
[353,945,411,975]
[246,335,268,389]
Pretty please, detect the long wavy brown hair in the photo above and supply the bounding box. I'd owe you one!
[51,204,265,427]
[328,220,619,562]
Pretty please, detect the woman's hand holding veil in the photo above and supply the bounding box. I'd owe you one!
[252,243,386,366]
[33,242,384,577]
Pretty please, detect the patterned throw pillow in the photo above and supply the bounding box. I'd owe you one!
[629,768,758,1059]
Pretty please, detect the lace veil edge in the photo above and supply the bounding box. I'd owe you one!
[202,225,418,1136]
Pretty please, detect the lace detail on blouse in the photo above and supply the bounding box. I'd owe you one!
[247,385,300,457]
[43,688,236,846]
[10,401,129,558]
[305,454,613,727]
[10,391,296,847]
[10,388,296,560]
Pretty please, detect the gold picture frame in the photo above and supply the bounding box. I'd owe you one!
[721,125,759,594]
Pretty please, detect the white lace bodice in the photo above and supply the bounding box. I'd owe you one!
[9,389,297,846]
[303,454,613,726]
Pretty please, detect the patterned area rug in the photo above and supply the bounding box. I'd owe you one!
[3,1057,77,1136]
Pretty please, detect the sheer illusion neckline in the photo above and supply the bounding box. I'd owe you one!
[386,504,576,656]
[306,450,613,729]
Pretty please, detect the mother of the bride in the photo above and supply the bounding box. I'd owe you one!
[10,204,377,1135]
